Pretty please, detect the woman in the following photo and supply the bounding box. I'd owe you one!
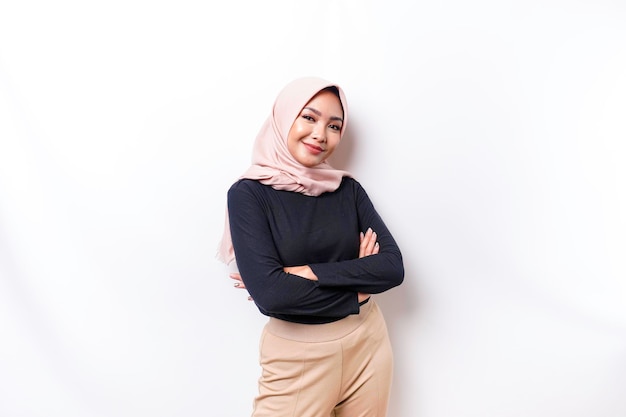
[218,76,404,417]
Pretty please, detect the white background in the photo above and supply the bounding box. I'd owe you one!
[1,1,625,416]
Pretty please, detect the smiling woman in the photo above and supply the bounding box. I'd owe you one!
[287,87,344,167]
[217,76,404,417]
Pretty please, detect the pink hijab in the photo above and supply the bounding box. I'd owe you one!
[217,76,352,264]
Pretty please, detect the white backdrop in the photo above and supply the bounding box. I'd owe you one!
[1,1,625,416]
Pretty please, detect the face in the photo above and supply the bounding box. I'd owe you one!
[287,90,344,167]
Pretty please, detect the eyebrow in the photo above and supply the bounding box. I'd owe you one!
[303,107,344,122]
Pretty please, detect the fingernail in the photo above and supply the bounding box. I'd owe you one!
[367,227,372,233]
[234,283,240,287]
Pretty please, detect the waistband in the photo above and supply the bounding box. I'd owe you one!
[265,299,376,343]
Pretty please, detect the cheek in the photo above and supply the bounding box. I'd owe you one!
[326,136,341,154]
[287,121,305,142]
[286,125,304,157]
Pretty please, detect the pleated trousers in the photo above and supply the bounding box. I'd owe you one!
[251,300,393,417]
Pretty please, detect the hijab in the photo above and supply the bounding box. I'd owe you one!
[217,76,352,264]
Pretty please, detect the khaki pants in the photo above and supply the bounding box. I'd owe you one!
[252,300,394,417]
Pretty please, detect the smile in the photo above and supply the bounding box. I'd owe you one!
[303,142,324,155]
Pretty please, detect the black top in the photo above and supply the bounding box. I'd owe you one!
[227,177,404,324]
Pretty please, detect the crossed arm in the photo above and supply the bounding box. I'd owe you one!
[229,227,380,304]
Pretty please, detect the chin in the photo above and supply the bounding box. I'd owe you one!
[307,158,326,167]
[295,155,320,168]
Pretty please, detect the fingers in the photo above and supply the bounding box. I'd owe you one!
[359,232,364,258]
[230,273,253,301]
[230,272,247,289]
[359,228,379,258]
[372,240,380,255]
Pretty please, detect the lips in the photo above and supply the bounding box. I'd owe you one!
[303,142,324,155]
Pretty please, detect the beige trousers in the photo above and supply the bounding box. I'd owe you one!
[252,300,394,417]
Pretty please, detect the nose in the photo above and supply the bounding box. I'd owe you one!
[311,124,326,142]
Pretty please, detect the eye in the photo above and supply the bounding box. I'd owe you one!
[329,124,341,131]
[302,114,315,122]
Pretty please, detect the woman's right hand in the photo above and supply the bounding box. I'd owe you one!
[230,272,253,301]
[357,227,379,302]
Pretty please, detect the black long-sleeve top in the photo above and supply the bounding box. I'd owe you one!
[227,177,404,324]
